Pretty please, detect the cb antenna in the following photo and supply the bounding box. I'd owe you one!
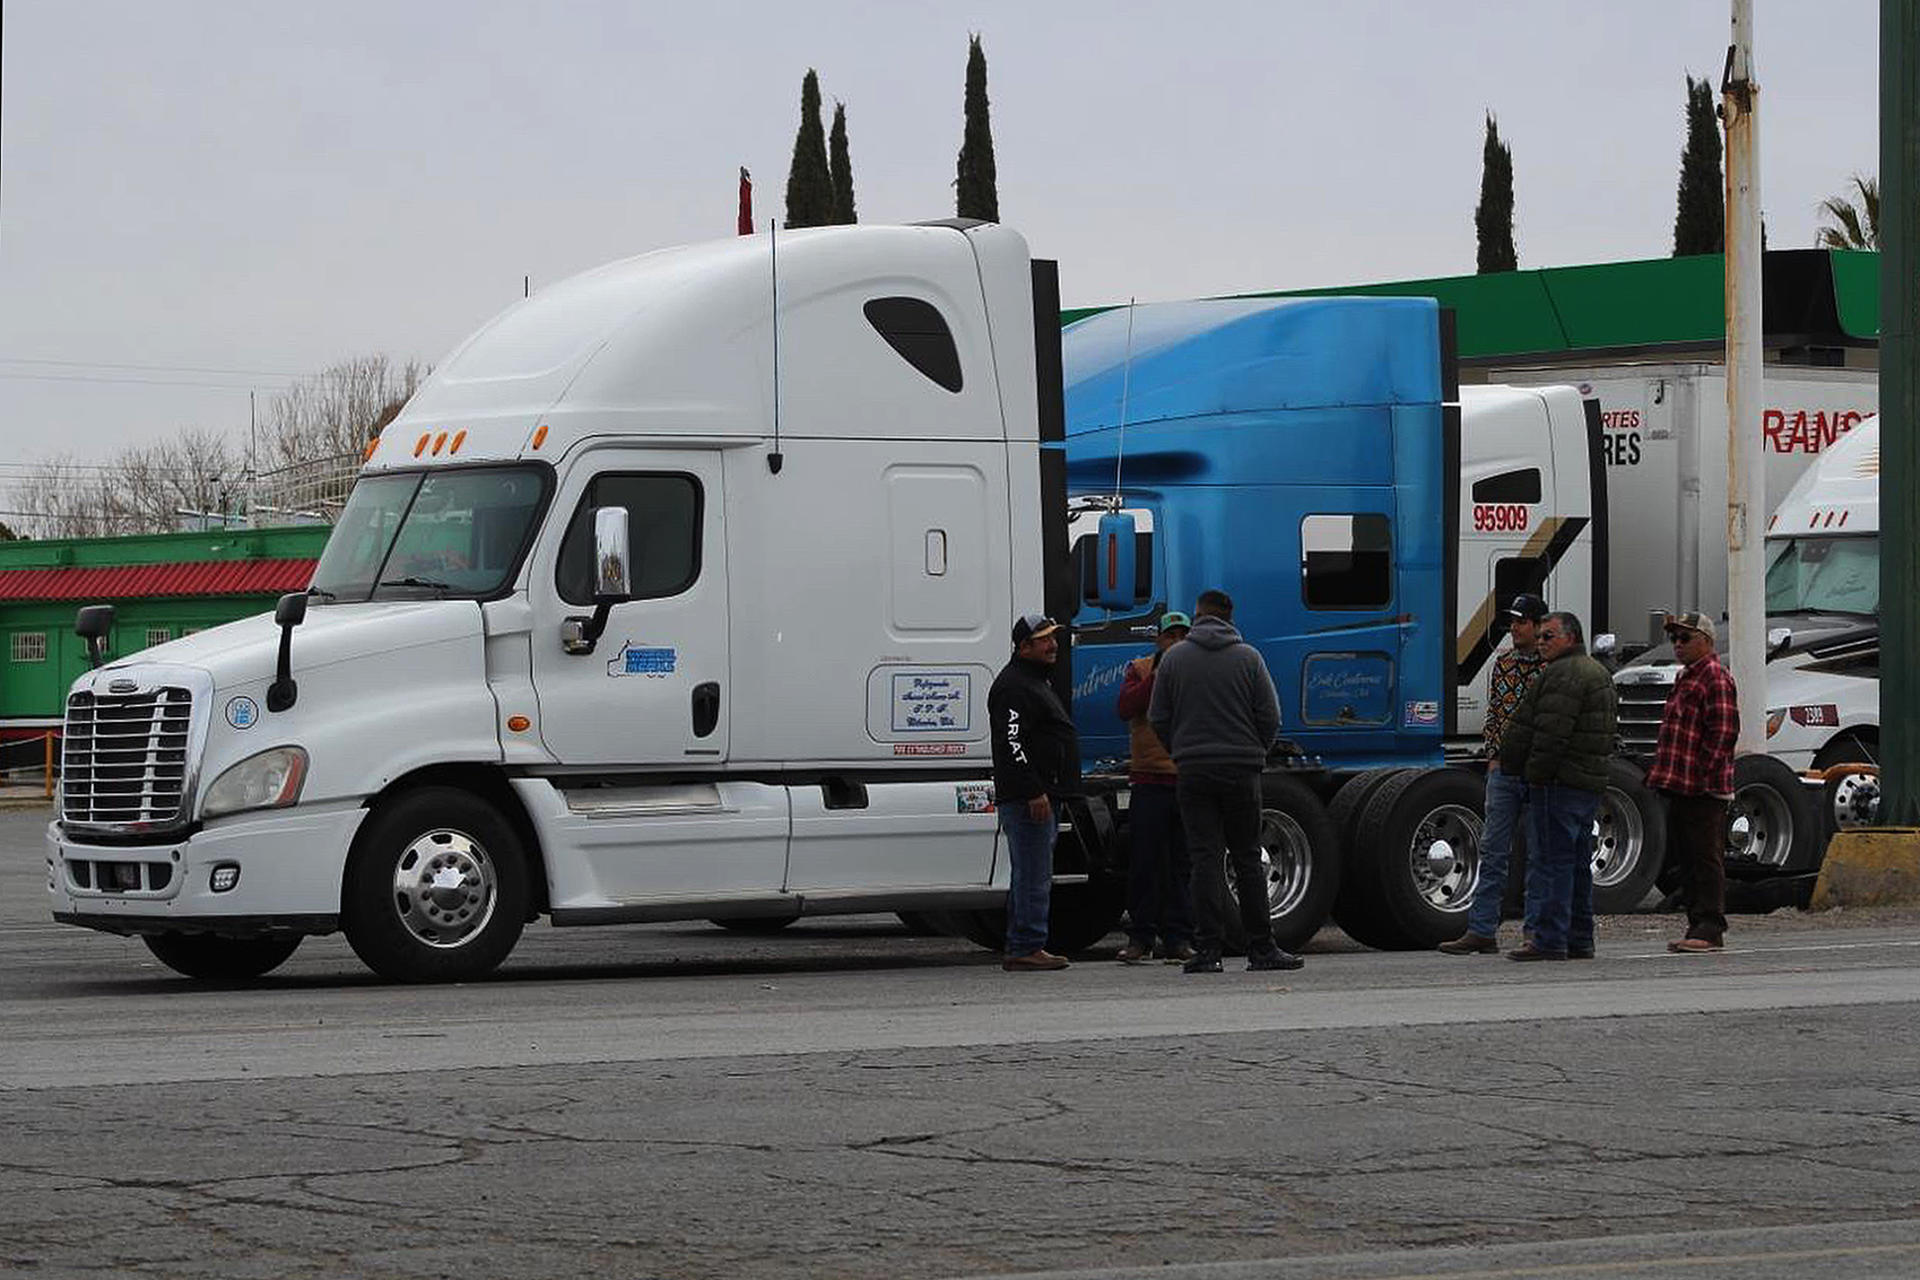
[768,220,784,475]
[1112,298,1138,505]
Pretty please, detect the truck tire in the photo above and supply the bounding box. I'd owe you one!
[1813,734,1879,842]
[1220,774,1341,954]
[895,910,945,936]
[142,933,302,981]
[710,915,800,934]
[1727,754,1822,877]
[1591,758,1667,914]
[1327,769,1407,947]
[343,787,530,983]
[1341,767,1486,950]
[928,875,1125,956]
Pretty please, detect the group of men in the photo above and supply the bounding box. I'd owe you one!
[989,586,1742,973]
[1440,594,1741,960]
[989,590,1298,974]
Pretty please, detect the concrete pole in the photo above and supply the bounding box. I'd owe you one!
[1880,0,1919,823]
[1722,0,1767,754]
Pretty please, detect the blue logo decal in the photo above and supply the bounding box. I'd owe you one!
[225,696,260,729]
[607,640,677,678]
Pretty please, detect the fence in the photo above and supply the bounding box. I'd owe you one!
[250,451,359,525]
[0,733,58,799]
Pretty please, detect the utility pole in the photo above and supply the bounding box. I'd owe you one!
[1880,0,1919,823]
[246,390,258,530]
[1721,0,1766,753]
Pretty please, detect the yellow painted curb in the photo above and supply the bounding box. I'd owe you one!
[1811,827,1920,910]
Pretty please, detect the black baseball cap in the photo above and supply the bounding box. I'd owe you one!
[1011,613,1062,645]
[1506,593,1549,623]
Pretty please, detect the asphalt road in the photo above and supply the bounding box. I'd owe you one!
[4,805,1919,1279]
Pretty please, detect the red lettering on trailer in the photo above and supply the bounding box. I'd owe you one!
[1471,504,1531,533]
[1789,704,1840,728]
[1762,408,1866,454]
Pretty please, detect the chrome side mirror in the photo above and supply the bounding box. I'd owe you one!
[594,507,631,600]
[1592,633,1617,656]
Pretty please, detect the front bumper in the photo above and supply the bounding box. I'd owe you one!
[47,802,366,938]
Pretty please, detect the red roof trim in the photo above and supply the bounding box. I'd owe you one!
[0,558,318,602]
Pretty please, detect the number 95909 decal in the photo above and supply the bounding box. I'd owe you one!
[1472,503,1530,533]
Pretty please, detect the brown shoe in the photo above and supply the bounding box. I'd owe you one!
[1003,950,1071,972]
[1114,942,1154,965]
[1507,944,1568,962]
[1667,938,1724,953]
[1437,933,1500,955]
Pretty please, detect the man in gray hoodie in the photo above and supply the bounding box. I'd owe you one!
[1148,590,1300,974]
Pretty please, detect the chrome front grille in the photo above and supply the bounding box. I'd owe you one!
[63,686,195,830]
[1615,675,1675,760]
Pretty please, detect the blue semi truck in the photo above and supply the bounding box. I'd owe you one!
[971,294,1621,954]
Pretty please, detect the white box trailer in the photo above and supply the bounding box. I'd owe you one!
[1496,363,1875,641]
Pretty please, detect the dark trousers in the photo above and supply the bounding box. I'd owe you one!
[1523,783,1599,955]
[1664,791,1729,943]
[1179,765,1273,955]
[1126,781,1194,947]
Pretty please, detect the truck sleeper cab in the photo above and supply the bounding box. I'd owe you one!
[48,222,1070,983]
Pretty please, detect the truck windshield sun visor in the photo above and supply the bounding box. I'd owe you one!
[310,465,551,602]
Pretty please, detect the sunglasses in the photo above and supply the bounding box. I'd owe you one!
[1538,629,1560,640]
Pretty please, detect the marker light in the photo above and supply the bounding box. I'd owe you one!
[210,864,241,893]
[203,746,309,819]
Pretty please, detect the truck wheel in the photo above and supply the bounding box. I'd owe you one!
[1591,758,1667,914]
[711,915,800,934]
[143,933,301,981]
[1327,769,1407,948]
[1727,755,1822,876]
[343,787,529,983]
[1220,774,1340,954]
[1813,734,1879,839]
[1342,767,1486,950]
[925,876,1124,956]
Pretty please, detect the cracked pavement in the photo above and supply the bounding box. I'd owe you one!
[5,809,1920,1279]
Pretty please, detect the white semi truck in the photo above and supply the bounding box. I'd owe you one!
[45,222,1628,980]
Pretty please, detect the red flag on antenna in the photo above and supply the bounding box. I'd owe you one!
[737,167,753,235]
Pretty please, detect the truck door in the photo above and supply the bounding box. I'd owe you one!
[530,452,729,766]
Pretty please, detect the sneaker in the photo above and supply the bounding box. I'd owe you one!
[1115,941,1154,965]
[1156,942,1196,964]
[1003,950,1071,972]
[1437,933,1500,956]
[1181,951,1224,974]
[1246,947,1304,972]
[1667,937,1724,954]
[1507,944,1568,962]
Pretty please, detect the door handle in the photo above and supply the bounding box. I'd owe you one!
[691,682,720,738]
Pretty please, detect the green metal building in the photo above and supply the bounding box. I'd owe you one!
[0,526,328,731]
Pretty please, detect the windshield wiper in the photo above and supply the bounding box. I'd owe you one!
[378,576,452,592]
[306,586,338,601]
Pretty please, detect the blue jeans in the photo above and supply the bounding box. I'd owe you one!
[1125,782,1193,948]
[1467,768,1528,939]
[1524,783,1600,955]
[1000,805,1058,956]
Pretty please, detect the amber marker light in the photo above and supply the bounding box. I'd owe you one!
[532,424,549,450]
[506,715,531,733]
[363,436,380,461]
[414,433,430,457]
[432,431,448,455]
[451,429,468,454]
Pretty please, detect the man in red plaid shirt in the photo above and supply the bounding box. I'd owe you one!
[1645,612,1739,952]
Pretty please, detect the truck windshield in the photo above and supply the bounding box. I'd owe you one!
[310,466,548,602]
[1763,534,1878,616]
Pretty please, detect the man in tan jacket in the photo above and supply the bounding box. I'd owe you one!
[1113,612,1194,964]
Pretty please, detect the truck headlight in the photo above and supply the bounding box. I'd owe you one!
[202,746,309,819]
[1765,708,1786,738]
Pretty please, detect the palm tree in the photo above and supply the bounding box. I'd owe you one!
[1816,174,1880,250]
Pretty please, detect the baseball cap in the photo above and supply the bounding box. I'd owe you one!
[1158,611,1192,633]
[1011,613,1062,645]
[1665,611,1717,643]
[1505,593,1549,623]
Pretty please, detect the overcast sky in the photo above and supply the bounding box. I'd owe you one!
[0,0,1882,472]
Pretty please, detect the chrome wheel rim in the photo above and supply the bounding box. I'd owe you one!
[1259,808,1312,922]
[391,828,498,949]
[1407,804,1482,911]
[1832,772,1881,829]
[1727,784,1796,867]
[1591,786,1645,888]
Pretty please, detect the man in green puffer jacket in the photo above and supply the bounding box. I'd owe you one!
[1495,611,1618,961]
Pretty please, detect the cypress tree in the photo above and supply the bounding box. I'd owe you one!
[1672,75,1725,255]
[829,101,857,225]
[955,34,999,222]
[784,69,834,229]
[1474,112,1517,273]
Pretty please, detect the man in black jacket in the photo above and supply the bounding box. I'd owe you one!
[989,612,1080,972]
[1148,590,1300,974]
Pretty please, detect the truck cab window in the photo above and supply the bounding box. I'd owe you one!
[1489,555,1549,643]
[1301,513,1392,610]
[557,473,702,605]
[311,466,548,602]
[1471,468,1543,504]
[863,297,963,393]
